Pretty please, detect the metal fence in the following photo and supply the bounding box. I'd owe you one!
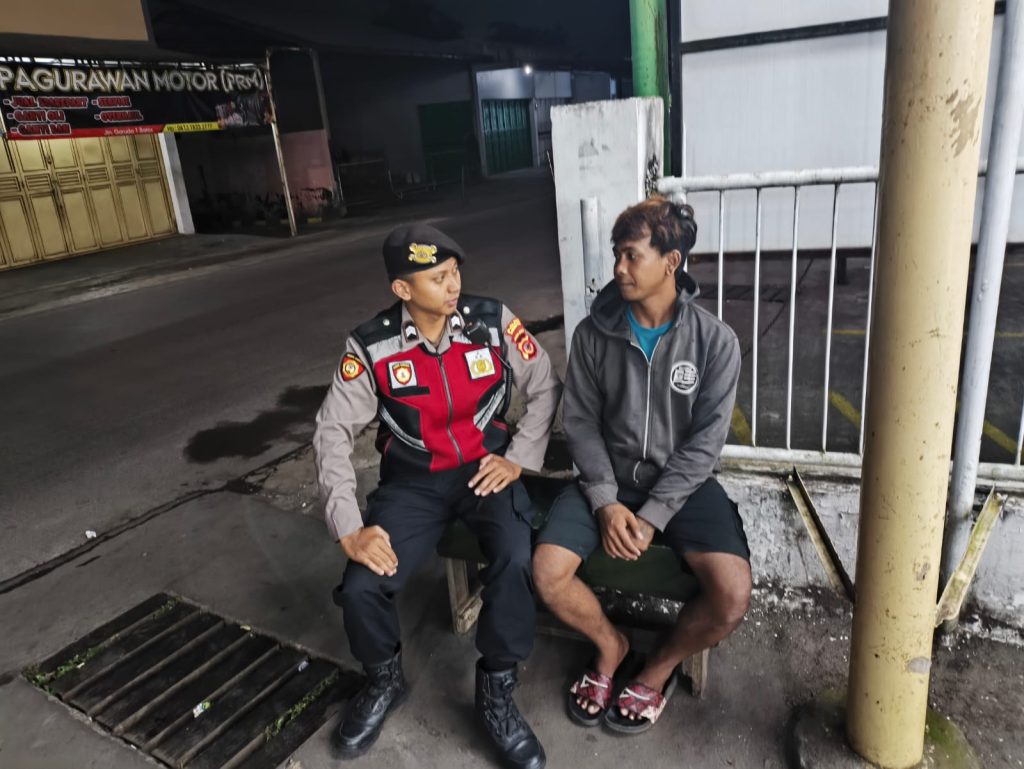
[657,164,1024,482]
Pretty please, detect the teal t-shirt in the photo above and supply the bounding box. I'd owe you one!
[627,307,672,360]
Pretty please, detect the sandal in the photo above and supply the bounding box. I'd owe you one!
[567,667,613,727]
[566,650,642,727]
[604,672,678,735]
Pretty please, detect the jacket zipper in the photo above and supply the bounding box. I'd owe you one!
[437,355,465,465]
[630,336,662,483]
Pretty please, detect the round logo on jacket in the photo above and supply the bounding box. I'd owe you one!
[670,361,699,395]
[389,360,417,388]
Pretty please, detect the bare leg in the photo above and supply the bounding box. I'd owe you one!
[623,552,751,718]
[533,543,629,715]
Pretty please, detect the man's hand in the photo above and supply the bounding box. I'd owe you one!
[468,454,522,496]
[632,516,656,555]
[597,504,645,560]
[340,525,398,577]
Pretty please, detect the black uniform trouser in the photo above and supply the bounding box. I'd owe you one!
[334,462,535,669]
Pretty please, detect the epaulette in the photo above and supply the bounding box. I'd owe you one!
[457,294,503,327]
[351,301,403,347]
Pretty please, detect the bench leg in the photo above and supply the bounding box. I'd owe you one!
[444,558,483,635]
[681,648,710,699]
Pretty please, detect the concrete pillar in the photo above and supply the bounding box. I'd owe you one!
[265,49,298,237]
[550,97,663,351]
[157,133,194,235]
[846,1,995,767]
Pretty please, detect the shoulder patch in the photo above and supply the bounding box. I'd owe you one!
[340,353,366,381]
[504,317,537,361]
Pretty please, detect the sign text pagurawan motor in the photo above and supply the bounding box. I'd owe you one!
[0,63,270,140]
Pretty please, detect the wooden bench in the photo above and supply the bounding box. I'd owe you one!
[436,475,711,697]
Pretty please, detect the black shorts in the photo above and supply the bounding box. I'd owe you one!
[535,477,750,564]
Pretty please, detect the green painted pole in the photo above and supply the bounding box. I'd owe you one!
[629,0,671,170]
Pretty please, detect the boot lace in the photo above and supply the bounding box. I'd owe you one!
[484,677,527,740]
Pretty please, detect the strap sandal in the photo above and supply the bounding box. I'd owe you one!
[604,671,678,735]
[567,665,613,727]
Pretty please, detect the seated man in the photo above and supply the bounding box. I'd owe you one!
[533,197,751,734]
[315,223,561,768]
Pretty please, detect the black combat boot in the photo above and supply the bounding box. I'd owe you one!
[332,650,408,759]
[475,660,546,769]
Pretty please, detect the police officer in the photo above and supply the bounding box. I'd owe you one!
[314,223,561,769]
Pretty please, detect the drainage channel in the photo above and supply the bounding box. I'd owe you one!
[24,593,361,769]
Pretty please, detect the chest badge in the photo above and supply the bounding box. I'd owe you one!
[389,360,418,389]
[465,348,496,380]
[670,361,700,395]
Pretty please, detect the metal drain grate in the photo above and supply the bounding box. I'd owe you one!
[24,594,360,769]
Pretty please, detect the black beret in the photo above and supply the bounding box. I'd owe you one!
[383,223,465,280]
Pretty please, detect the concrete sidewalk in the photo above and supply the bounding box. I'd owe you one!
[0,486,1020,769]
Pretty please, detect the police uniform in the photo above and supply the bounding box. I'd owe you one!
[314,224,562,672]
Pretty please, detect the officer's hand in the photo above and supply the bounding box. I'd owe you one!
[468,454,522,496]
[340,526,398,577]
[597,504,643,560]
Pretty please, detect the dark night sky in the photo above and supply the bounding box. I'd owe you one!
[147,0,630,69]
[357,0,630,58]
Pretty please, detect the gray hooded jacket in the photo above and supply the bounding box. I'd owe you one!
[563,271,741,531]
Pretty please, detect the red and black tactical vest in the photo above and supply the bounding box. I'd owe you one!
[351,295,512,474]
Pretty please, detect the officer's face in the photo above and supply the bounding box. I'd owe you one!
[612,232,680,303]
[393,257,462,316]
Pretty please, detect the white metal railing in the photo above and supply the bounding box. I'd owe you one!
[657,163,1024,482]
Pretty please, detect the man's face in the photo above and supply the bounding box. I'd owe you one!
[393,256,462,316]
[612,232,678,303]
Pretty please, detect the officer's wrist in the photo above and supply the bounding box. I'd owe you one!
[339,529,361,557]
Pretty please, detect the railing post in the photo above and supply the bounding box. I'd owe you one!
[943,0,1024,597]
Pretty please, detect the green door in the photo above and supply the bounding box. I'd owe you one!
[418,100,479,184]
[481,99,532,175]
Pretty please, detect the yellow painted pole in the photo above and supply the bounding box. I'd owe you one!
[846,1,994,767]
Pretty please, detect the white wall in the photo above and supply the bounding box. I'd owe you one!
[158,134,194,235]
[679,4,1024,252]
[535,71,572,99]
[476,68,534,100]
[682,0,888,41]
[476,68,572,100]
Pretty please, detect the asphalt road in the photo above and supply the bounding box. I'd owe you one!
[0,174,564,583]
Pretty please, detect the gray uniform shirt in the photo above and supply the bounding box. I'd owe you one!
[314,302,562,541]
